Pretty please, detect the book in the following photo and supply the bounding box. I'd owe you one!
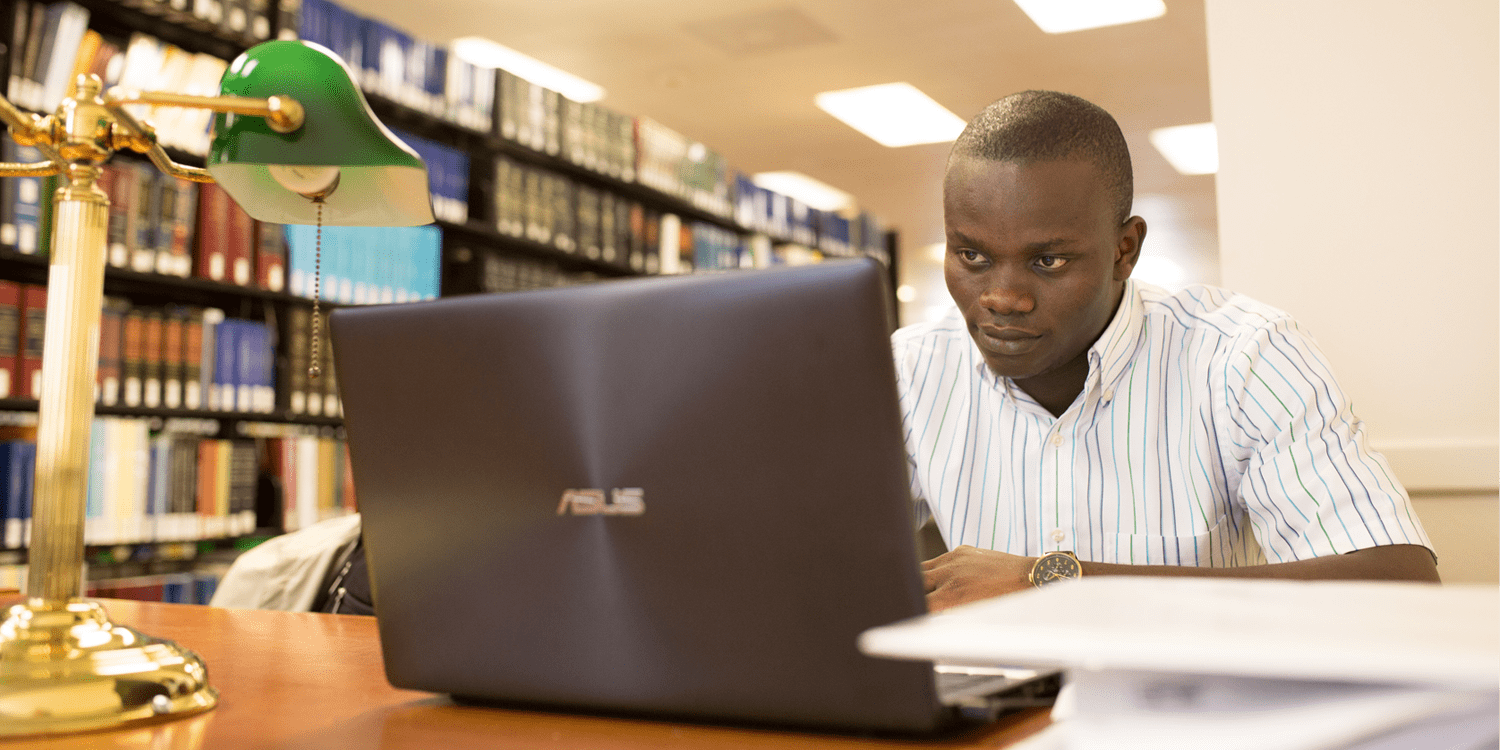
[162,309,185,409]
[0,139,16,249]
[0,441,31,548]
[85,417,106,542]
[33,1,90,114]
[20,285,44,400]
[100,161,133,268]
[97,297,126,406]
[63,28,101,101]
[181,309,204,411]
[199,307,223,409]
[229,440,256,534]
[283,305,309,414]
[14,0,46,111]
[131,165,158,273]
[212,318,238,412]
[226,197,255,287]
[195,181,230,282]
[255,221,287,293]
[165,178,199,277]
[11,145,45,255]
[121,308,145,407]
[0,281,19,399]
[6,1,33,106]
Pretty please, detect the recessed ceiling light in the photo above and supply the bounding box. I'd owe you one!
[450,36,605,103]
[814,83,967,148]
[1013,0,1167,34]
[751,171,855,212]
[1150,122,1218,175]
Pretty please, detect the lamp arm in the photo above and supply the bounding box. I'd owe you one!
[0,93,65,177]
[104,87,304,133]
[99,93,214,183]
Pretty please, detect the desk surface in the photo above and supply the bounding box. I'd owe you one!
[2,599,1050,749]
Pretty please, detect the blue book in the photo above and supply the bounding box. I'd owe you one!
[162,573,190,604]
[0,441,21,548]
[3,441,35,548]
[449,148,470,224]
[193,572,219,605]
[234,320,258,413]
[214,318,240,412]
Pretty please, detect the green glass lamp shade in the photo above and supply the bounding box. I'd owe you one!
[208,40,434,226]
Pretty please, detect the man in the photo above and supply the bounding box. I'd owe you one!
[897,91,1438,612]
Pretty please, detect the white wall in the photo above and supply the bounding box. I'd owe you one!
[1205,0,1498,582]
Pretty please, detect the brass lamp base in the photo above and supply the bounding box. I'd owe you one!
[0,600,217,736]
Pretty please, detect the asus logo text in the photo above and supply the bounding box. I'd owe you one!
[556,488,646,516]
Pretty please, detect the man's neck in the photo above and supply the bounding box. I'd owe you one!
[1011,351,1090,418]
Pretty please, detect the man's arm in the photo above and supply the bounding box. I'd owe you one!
[921,543,1439,612]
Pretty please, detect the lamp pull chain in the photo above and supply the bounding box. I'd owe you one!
[309,197,323,380]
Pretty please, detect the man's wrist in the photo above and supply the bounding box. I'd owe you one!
[1028,551,1083,587]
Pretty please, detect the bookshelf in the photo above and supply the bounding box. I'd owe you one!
[0,0,902,602]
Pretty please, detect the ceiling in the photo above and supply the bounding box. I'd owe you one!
[336,0,1220,325]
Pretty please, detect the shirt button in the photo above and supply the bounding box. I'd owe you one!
[1050,433,1064,447]
[1050,529,1066,543]
[1102,389,1114,404]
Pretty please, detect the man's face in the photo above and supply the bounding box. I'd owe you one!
[943,156,1142,383]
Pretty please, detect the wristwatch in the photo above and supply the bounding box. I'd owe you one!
[1028,551,1083,588]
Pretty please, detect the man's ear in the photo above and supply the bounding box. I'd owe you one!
[1114,216,1147,281]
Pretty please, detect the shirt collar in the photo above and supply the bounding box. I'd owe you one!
[1088,278,1146,393]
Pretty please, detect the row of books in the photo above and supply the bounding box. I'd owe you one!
[5,1,890,269]
[635,117,735,219]
[0,144,290,295]
[7,2,242,155]
[265,431,357,533]
[124,0,276,44]
[490,155,881,275]
[87,570,223,604]
[446,245,598,296]
[0,564,225,604]
[733,175,885,260]
[497,70,639,184]
[0,282,284,415]
[283,224,442,305]
[0,421,356,548]
[297,0,493,133]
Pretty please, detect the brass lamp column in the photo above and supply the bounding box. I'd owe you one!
[0,76,301,736]
[0,38,432,736]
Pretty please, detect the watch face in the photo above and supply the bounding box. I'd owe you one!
[1034,553,1081,586]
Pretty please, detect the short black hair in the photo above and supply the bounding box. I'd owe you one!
[950,90,1134,225]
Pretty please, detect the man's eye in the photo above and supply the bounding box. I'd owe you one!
[956,249,984,263]
[1036,256,1068,270]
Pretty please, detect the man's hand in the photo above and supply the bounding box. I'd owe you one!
[920,545,1036,612]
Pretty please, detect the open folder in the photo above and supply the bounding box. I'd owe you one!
[858,577,1499,750]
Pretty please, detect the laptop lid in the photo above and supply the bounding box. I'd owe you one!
[330,259,946,732]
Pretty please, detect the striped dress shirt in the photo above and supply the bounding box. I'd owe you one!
[892,280,1432,568]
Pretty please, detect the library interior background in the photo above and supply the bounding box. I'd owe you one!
[0,0,1493,604]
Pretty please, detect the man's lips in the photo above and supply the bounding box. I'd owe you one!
[977,325,1041,355]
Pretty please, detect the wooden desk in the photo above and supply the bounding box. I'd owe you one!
[1,600,1050,749]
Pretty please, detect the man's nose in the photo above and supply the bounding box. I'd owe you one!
[978,272,1036,316]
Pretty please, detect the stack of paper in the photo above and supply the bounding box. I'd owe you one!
[859,577,1498,750]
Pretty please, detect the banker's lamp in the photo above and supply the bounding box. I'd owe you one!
[0,40,432,736]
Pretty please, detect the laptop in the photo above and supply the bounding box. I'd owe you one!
[329,258,1056,734]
